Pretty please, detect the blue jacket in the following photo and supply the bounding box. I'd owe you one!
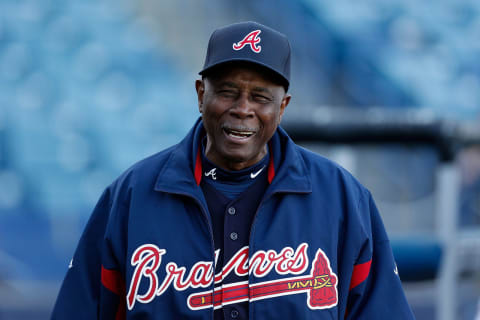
[51,118,415,319]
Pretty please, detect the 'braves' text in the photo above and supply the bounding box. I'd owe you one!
[127,243,310,310]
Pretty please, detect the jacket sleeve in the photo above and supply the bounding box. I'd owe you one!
[51,188,126,320]
[345,191,416,319]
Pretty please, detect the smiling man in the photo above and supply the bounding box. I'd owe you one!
[51,22,415,320]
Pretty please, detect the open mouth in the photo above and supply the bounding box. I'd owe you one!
[223,127,256,139]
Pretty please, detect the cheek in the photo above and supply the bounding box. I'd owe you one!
[202,102,219,121]
[202,106,225,139]
[260,109,281,130]
[203,99,225,118]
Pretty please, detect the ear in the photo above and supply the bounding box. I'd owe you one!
[278,93,291,124]
[195,79,205,113]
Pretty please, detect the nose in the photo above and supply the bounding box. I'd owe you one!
[229,94,254,119]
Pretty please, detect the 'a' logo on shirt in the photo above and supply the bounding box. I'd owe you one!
[205,168,217,180]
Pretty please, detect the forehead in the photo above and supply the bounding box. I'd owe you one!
[204,62,285,90]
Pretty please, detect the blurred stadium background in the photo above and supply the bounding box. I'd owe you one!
[0,0,479,319]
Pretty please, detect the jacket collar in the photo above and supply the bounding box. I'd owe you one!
[154,118,312,197]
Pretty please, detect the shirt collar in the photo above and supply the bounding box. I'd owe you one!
[155,118,310,196]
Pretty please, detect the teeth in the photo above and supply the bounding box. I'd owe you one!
[226,128,254,138]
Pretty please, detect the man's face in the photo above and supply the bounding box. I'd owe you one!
[196,64,291,171]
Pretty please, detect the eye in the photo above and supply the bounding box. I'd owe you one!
[254,94,272,103]
[217,90,237,98]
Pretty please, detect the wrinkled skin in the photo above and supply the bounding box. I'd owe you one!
[196,64,291,171]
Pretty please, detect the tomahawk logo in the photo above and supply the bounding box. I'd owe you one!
[126,243,338,311]
[188,248,338,310]
[233,30,262,53]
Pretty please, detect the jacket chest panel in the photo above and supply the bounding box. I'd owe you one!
[124,197,341,319]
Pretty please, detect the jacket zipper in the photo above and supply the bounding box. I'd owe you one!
[247,188,310,318]
[167,191,216,320]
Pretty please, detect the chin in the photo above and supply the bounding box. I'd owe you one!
[223,152,250,164]
[223,148,262,165]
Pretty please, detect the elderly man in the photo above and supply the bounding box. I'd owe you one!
[51,21,415,319]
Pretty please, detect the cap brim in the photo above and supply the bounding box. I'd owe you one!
[199,58,289,89]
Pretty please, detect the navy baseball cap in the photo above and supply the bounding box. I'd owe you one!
[199,21,291,90]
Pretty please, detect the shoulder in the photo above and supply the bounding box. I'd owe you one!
[296,144,367,197]
[107,144,178,201]
[294,144,377,231]
[125,144,177,180]
[286,141,387,244]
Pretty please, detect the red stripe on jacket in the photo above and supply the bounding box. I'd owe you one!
[349,259,372,290]
[101,266,126,320]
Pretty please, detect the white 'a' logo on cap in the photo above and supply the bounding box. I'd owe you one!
[233,30,262,53]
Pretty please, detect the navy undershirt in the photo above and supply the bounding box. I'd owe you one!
[200,140,269,320]
[200,141,269,199]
